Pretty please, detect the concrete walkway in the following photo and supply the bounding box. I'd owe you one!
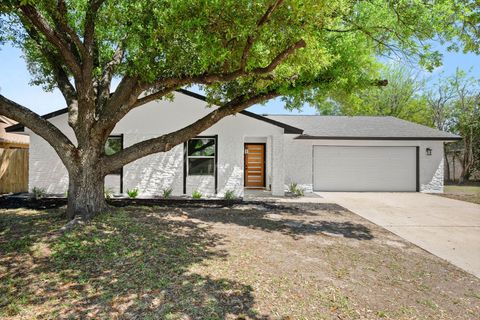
[316,192,480,278]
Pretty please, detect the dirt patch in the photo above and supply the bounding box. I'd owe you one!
[1,203,479,319]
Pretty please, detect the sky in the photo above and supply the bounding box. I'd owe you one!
[0,44,478,116]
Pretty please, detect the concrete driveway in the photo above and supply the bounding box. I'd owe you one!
[317,192,480,278]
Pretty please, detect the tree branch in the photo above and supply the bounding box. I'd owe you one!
[94,75,143,134]
[131,87,176,109]
[0,95,77,166]
[97,42,125,111]
[98,38,306,134]
[240,0,285,70]
[251,39,306,74]
[84,0,105,53]
[22,22,77,106]
[102,90,280,174]
[49,0,88,59]
[19,5,82,79]
[134,39,306,93]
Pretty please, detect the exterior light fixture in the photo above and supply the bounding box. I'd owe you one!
[426,148,432,156]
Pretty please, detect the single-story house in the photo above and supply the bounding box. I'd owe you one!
[6,89,461,196]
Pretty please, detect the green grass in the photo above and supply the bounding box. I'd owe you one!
[442,185,480,204]
[444,185,480,194]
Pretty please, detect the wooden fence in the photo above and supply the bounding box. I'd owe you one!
[0,144,29,194]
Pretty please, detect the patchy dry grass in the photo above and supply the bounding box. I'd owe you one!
[441,185,480,204]
[0,203,479,319]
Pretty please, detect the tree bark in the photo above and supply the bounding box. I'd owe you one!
[67,164,108,220]
[444,143,451,182]
[459,129,473,184]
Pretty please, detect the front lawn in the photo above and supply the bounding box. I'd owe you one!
[442,185,480,205]
[1,203,479,319]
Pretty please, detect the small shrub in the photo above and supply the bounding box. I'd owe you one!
[294,186,304,197]
[127,188,139,199]
[104,188,113,199]
[288,182,298,194]
[32,187,46,200]
[192,190,202,199]
[224,190,236,200]
[162,187,173,199]
[288,182,304,197]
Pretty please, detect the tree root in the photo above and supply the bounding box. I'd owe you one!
[60,216,87,233]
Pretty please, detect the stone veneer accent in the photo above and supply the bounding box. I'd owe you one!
[421,158,444,193]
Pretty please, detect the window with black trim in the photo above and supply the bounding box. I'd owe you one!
[187,138,215,175]
[105,136,122,174]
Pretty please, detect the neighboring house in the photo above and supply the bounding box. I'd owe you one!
[6,89,460,196]
[0,116,29,194]
[0,115,29,147]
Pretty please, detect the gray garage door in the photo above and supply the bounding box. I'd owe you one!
[313,146,417,192]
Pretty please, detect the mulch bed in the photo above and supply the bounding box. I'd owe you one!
[0,195,245,210]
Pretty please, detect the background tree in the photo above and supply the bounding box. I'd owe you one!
[321,64,432,125]
[449,69,480,183]
[0,0,471,219]
[425,74,457,180]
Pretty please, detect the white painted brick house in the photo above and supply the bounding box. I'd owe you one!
[6,89,460,197]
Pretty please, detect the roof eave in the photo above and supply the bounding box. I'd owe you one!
[295,135,462,141]
[238,110,303,134]
[5,123,24,132]
[176,89,304,134]
[5,90,305,134]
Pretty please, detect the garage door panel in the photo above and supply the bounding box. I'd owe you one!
[313,146,416,192]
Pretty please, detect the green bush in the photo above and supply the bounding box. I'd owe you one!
[162,187,173,199]
[223,190,236,200]
[192,190,202,199]
[127,188,139,199]
[32,187,46,200]
[288,182,304,197]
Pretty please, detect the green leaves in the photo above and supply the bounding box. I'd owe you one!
[0,0,475,108]
[324,63,432,125]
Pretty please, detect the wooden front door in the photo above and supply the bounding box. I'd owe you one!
[244,143,266,188]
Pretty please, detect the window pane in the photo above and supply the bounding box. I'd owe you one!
[105,137,122,156]
[188,158,214,175]
[105,137,122,174]
[188,138,215,156]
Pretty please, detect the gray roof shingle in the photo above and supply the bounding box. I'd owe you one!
[264,115,461,140]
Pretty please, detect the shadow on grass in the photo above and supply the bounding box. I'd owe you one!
[0,207,268,319]
[185,202,374,240]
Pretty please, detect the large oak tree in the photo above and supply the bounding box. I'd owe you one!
[0,0,471,219]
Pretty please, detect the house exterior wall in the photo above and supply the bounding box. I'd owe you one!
[25,91,285,197]
[27,115,75,194]
[283,136,445,193]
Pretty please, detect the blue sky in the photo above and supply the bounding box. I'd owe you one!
[0,44,478,116]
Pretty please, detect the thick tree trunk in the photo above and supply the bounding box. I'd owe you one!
[66,165,108,220]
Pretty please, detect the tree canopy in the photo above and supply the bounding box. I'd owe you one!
[319,64,432,125]
[1,0,471,107]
